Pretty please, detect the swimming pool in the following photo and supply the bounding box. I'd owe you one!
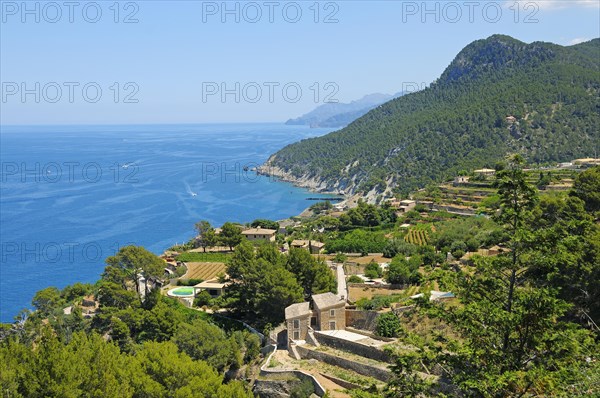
[167,287,195,298]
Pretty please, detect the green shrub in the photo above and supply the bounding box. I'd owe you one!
[386,256,420,285]
[347,275,363,284]
[450,241,467,259]
[290,379,314,398]
[334,252,348,263]
[174,265,187,277]
[383,238,418,258]
[365,260,383,278]
[375,312,402,338]
[466,238,480,252]
[193,290,213,307]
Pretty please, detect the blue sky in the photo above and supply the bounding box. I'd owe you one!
[1,0,599,124]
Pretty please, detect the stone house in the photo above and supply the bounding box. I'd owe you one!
[453,176,470,185]
[285,302,311,342]
[242,228,276,242]
[398,199,416,213]
[290,239,325,254]
[285,292,346,344]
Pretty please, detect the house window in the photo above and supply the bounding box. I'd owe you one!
[330,309,335,317]
[329,321,336,330]
[293,330,300,340]
[293,319,300,329]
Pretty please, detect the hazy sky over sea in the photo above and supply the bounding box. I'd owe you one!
[2,0,599,124]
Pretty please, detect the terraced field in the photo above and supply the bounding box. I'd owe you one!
[184,262,227,281]
[404,227,430,246]
[413,167,581,213]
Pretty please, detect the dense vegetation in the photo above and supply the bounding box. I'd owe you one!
[384,161,600,397]
[223,242,336,326]
[3,34,599,397]
[265,35,600,195]
[1,165,599,397]
[0,246,258,397]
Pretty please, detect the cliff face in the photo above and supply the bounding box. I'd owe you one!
[257,156,348,195]
[258,156,396,203]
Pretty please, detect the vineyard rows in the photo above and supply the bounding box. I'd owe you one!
[185,262,227,281]
[404,228,429,246]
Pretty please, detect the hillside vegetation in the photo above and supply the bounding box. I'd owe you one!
[262,35,600,195]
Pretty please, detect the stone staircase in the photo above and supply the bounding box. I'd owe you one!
[306,327,320,347]
[288,341,302,360]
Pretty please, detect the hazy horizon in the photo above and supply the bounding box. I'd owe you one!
[2,1,599,125]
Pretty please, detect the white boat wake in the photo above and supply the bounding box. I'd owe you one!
[184,182,197,197]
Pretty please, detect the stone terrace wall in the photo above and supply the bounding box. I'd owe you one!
[314,332,392,363]
[259,345,326,396]
[296,345,392,382]
[346,309,379,331]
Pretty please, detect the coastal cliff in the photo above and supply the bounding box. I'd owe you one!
[257,156,345,195]
[257,155,395,203]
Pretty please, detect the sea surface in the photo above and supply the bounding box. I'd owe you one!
[0,123,336,323]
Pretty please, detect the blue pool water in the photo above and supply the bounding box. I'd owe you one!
[0,123,336,322]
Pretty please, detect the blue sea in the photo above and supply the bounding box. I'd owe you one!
[0,123,336,323]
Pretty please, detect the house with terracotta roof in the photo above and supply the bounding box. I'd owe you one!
[242,228,276,242]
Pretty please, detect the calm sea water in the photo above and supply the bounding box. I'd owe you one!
[0,123,336,323]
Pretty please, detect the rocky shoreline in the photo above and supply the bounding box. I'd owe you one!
[256,158,346,196]
[257,156,393,205]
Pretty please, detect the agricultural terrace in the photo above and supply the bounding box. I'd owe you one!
[176,252,230,281]
[183,262,227,281]
[404,224,432,246]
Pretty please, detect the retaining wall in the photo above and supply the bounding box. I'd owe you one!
[258,345,326,396]
[314,331,392,363]
[345,309,379,331]
[319,373,363,390]
[296,345,392,382]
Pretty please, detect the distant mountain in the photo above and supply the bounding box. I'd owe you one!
[262,35,600,198]
[285,92,403,128]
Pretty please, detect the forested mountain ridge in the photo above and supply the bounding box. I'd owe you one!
[261,35,600,197]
